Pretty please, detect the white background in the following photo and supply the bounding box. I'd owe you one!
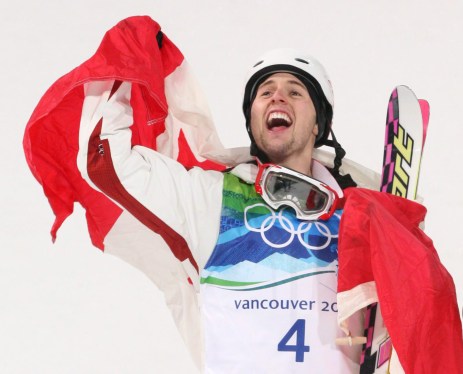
[1,1,462,372]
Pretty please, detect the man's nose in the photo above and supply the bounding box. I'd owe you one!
[272,89,287,103]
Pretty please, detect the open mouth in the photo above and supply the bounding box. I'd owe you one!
[267,112,292,130]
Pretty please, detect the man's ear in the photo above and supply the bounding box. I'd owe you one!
[313,123,319,137]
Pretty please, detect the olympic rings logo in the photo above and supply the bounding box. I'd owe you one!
[244,203,340,250]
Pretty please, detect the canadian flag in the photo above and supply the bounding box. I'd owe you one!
[23,16,247,251]
[338,188,463,374]
[22,19,253,366]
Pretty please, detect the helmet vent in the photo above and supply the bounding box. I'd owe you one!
[253,60,264,67]
[294,58,309,64]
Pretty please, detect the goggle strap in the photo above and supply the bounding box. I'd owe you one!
[319,182,339,220]
[255,161,278,195]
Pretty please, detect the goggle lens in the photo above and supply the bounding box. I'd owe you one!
[254,161,338,221]
[264,171,329,214]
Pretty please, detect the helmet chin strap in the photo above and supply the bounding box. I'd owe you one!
[323,129,345,176]
[322,129,357,189]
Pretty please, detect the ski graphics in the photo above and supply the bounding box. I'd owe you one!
[360,86,430,374]
[380,86,429,199]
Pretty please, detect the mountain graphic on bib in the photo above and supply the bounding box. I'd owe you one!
[201,198,342,289]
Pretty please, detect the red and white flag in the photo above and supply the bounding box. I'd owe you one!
[23,16,248,251]
[338,188,463,374]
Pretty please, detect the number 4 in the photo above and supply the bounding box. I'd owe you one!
[277,319,310,362]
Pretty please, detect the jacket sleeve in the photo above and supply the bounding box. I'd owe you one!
[77,79,224,280]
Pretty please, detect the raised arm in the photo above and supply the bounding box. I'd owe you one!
[77,79,224,277]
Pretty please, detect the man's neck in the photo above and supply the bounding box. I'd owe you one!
[274,154,313,177]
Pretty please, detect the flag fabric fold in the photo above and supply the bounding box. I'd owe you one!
[23,16,247,250]
[338,187,463,374]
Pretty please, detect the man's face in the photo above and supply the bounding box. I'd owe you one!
[250,72,318,169]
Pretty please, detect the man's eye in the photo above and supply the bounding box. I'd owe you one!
[290,90,302,96]
[260,90,272,97]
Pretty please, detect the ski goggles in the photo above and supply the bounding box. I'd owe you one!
[255,162,339,221]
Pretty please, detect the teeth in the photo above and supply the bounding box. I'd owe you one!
[267,112,292,129]
[269,112,291,124]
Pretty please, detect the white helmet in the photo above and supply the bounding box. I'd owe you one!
[242,48,334,150]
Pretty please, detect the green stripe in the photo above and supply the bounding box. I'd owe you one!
[200,276,261,287]
[201,270,335,290]
[236,270,335,291]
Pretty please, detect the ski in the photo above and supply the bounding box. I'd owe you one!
[360,86,430,374]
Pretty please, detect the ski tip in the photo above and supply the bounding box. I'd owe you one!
[418,99,430,145]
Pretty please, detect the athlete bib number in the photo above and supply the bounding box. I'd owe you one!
[278,319,310,362]
[278,302,338,363]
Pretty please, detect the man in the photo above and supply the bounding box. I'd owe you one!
[77,48,371,373]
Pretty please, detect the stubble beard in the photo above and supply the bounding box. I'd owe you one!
[258,135,296,164]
